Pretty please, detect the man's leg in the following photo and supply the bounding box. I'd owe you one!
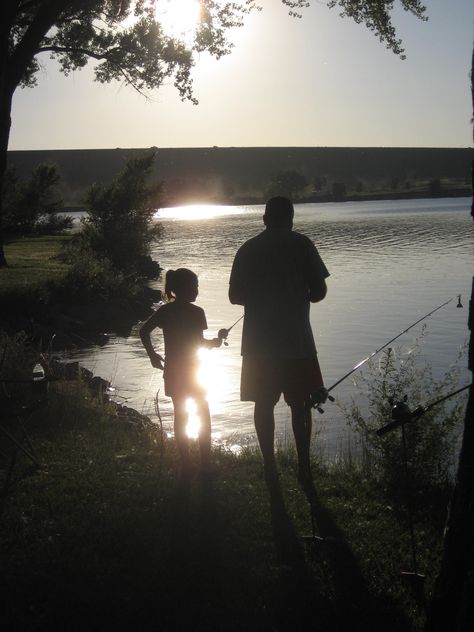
[290,403,313,483]
[254,399,278,481]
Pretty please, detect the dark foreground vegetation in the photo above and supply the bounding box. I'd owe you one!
[0,365,455,632]
[0,323,467,631]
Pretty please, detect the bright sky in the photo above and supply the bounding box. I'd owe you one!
[9,0,474,150]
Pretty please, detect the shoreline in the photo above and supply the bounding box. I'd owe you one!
[60,190,472,214]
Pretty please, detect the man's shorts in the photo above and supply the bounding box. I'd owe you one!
[240,355,324,406]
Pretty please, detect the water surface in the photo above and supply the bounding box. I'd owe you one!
[69,198,472,456]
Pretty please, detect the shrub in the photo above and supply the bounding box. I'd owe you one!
[3,164,64,234]
[80,153,163,273]
[340,328,467,496]
[53,245,134,304]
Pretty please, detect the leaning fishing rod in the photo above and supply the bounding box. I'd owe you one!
[310,295,462,410]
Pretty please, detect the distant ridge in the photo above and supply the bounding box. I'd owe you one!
[7,146,473,206]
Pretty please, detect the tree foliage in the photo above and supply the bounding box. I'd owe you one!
[5,1,259,103]
[3,162,67,233]
[282,1,427,58]
[5,1,428,100]
[267,169,308,199]
[80,151,162,272]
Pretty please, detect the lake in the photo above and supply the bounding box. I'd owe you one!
[68,198,472,457]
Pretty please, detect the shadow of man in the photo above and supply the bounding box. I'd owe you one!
[265,476,334,631]
[301,479,412,632]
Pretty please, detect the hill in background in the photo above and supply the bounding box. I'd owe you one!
[7,146,473,207]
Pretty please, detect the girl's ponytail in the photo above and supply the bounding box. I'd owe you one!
[164,269,176,301]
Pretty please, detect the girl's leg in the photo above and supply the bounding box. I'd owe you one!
[196,396,212,470]
[172,397,190,473]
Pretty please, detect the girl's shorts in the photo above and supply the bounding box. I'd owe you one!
[240,355,323,406]
[163,359,206,400]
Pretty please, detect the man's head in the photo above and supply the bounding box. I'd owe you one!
[263,196,294,229]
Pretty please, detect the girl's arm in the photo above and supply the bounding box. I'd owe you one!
[200,328,228,349]
[139,313,165,370]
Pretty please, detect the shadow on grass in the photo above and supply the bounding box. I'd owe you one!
[301,479,414,632]
[265,476,336,632]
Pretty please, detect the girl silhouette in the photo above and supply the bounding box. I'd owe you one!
[140,268,225,477]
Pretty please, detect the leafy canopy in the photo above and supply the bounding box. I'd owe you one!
[283,1,427,59]
[8,1,259,103]
[7,1,427,106]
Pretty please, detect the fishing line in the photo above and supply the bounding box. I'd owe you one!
[326,296,459,396]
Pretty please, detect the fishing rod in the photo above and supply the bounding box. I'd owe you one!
[376,383,471,437]
[311,295,461,409]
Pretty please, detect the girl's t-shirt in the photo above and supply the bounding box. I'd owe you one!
[154,301,207,361]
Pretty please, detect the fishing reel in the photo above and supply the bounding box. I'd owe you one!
[217,328,230,346]
[217,315,244,347]
[308,387,335,414]
[376,395,424,436]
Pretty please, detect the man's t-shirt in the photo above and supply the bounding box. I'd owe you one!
[154,301,207,361]
[229,228,329,359]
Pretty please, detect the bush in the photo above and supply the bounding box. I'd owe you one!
[3,164,64,234]
[341,328,467,496]
[80,153,163,273]
[53,245,134,304]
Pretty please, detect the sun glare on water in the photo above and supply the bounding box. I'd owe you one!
[156,204,241,221]
[184,348,231,439]
[155,0,201,44]
[185,398,201,439]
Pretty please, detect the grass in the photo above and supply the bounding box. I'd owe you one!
[1,235,72,293]
[0,379,449,631]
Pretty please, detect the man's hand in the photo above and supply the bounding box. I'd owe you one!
[150,352,164,370]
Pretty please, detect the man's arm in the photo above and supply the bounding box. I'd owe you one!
[308,277,327,303]
[229,283,246,306]
[305,237,329,303]
[229,249,246,305]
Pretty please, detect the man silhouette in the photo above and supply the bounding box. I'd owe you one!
[229,196,329,486]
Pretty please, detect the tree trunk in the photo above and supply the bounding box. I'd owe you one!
[424,45,474,632]
[0,100,12,268]
[0,37,13,268]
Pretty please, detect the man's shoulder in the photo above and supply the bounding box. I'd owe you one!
[289,230,314,245]
[234,231,266,259]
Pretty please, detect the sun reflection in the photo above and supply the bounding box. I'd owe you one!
[185,398,201,439]
[197,347,230,403]
[182,347,231,439]
[156,204,241,221]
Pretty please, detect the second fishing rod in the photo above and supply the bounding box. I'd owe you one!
[309,295,462,411]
